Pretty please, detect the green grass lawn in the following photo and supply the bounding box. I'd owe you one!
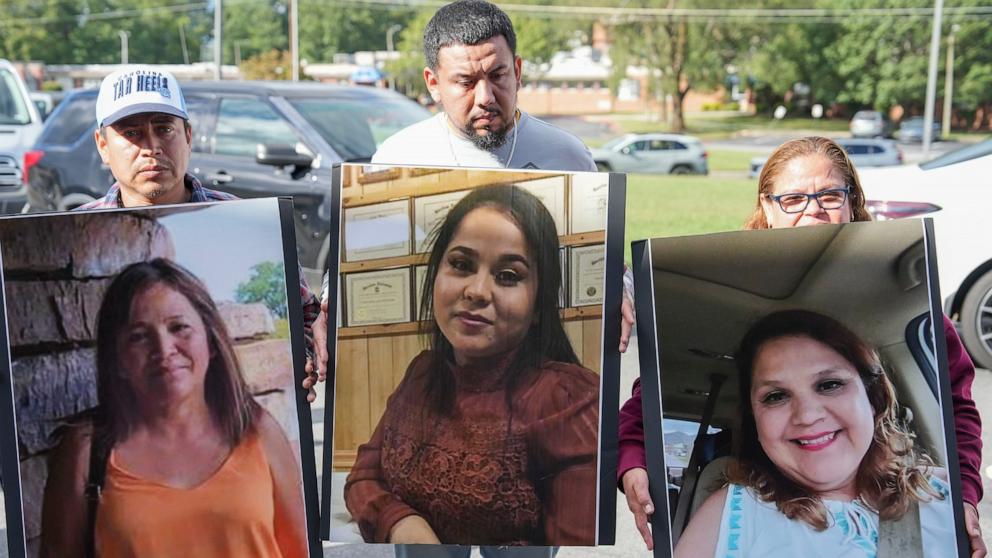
[622,174,756,262]
[706,149,764,172]
[614,113,850,139]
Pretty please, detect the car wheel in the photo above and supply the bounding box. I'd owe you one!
[960,271,992,369]
[596,161,612,172]
[670,164,692,175]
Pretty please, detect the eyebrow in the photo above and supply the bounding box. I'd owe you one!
[447,245,531,268]
[453,64,507,79]
[753,367,855,389]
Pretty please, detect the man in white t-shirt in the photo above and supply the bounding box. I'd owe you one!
[371,0,595,172]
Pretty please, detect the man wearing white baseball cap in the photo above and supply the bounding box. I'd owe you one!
[80,66,328,397]
[83,66,230,208]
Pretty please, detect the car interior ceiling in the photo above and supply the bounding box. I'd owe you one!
[646,220,945,535]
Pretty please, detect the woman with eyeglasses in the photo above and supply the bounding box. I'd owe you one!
[617,137,985,556]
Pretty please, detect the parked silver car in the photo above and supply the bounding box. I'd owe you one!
[850,110,894,138]
[749,137,903,177]
[590,133,708,174]
[897,116,941,143]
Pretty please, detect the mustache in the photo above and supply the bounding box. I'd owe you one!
[136,160,173,171]
[471,106,503,121]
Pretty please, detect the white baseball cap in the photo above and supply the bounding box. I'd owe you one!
[95,66,188,128]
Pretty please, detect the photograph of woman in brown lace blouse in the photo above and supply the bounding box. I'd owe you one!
[343,184,600,546]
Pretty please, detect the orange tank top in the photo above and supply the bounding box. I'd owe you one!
[95,431,287,558]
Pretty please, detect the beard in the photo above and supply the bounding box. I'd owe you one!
[462,108,511,151]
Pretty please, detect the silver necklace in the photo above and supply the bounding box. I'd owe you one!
[443,111,518,167]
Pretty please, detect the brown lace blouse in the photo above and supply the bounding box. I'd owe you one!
[344,350,599,546]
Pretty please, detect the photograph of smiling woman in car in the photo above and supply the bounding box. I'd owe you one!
[632,219,965,558]
[675,309,955,558]
[343,185,600,547]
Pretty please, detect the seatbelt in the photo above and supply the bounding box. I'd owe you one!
[670,374,724,545]
[877,500,923,558]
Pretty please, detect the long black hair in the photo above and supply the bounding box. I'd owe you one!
[418,184,578,416]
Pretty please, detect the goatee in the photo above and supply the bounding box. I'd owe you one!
[463,118,509,151]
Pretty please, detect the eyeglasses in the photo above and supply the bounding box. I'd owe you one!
[765,186,851,214]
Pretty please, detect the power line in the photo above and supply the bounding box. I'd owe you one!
[293,0,992,21]
[3,0,991,27]
[0,2,209,27]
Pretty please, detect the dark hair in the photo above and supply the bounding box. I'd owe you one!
[728,309,939,529]
[418,184,578,415]
[423,0,517,70]
[743,136,872,229]
[95,258,257,445]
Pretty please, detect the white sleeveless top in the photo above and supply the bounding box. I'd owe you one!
[713,477,955,557]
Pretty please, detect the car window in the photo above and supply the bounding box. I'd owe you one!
[663,418,724,490]
[214,97,300,158]
[37,93,98,146]
[630,141,648,152]
[845,144,869,155]
[869,145,883,154]
[0,68,32,125]
[288,96,430,162]
[671,141,687,150]
[648,140,670,150]
[183,95,216,154]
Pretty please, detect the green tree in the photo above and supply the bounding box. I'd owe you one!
[299,3,415,63]
[946,0,992,129]
[607,0,760,131]
[829,0,932,113]
[0,0,211,64]
[235,261,288,319]
[746,20,843,112]
[223,0,288,65]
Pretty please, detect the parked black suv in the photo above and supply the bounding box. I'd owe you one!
[24,81,431,277]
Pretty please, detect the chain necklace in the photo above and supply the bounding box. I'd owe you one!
[443,110,519,167]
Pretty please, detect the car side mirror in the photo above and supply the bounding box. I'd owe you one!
[620,146,632,155]
[256,143,313,169]
[33,100,49,120]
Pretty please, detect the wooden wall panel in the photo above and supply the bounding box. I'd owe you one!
[333,337,370,464]
[366,336,396,435]
[582,318,602,373]
[564,320,584,365]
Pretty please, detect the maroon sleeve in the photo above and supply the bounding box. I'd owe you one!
[943,315,983,506]
[617,378,647,490]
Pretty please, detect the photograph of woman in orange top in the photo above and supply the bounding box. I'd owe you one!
[39,259,308,558]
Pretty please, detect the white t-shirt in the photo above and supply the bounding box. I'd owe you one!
[713,478,956,557]
[371,111,597,172]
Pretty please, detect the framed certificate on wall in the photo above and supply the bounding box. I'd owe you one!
[343,200,411,262]
[569,244,606,307]
[343,268,412,326]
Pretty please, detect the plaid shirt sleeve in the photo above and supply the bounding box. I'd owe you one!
[300,280,320,357]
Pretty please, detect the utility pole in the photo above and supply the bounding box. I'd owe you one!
[214,0,223,80]
[942,24,959,139]
[922,0,943,155]
[179,23,190,65]
[386,24,402,90]
[290,0,299,81]
[118,31,129,64]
